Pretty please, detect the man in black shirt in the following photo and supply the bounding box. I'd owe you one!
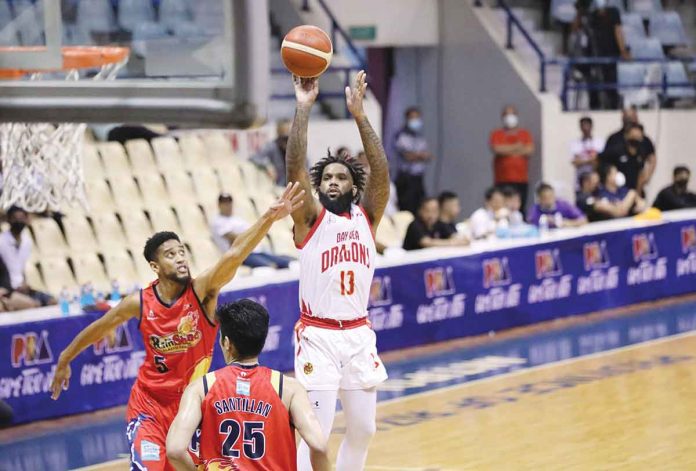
[600,123,655,194]
[603,107,656,162]
[654,166,696,211]
[437,191,461,238]
[586,1,630,109]
[403,198,468,250]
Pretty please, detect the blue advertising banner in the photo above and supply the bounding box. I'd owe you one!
[2,218,696,424]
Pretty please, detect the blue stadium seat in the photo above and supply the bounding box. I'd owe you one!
[618,62,647,89]
[132,22,168,57]
[77,0,117,34]
[650,12,689,47]
[551,0,576,23]
[618,62,660,107]
[662,61,695,99]
[0,1,17,45]
[621,13,646,45]
[628,0,662,19]
[629,37,664,59]
[13,0,44,46]
[170,20,206,38]
[117,0,155,32]
[159,0,191,31]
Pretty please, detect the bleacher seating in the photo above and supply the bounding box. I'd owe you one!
[650,11,689,47]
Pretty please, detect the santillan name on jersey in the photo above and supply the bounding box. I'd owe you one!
[214,397,273,418]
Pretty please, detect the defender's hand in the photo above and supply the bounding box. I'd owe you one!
[50,360,71,400]
[293,75,319,107]
[266,182,305,221]
[345,70,367,119]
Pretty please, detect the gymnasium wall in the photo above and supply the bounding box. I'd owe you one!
[384,0,543,214]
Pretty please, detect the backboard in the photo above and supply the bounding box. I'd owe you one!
[0,0,269,127]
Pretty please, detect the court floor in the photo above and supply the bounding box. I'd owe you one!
[2,297,696,470]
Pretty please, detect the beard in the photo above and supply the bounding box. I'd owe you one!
[164,269,191,285]
[319,190,353,215]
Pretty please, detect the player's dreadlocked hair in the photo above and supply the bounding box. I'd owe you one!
[309,150,367,203]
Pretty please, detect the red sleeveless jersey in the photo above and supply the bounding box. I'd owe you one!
[135,280,218,400]
[197,364,296,471]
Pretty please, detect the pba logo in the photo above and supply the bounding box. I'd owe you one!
[583,241,610,271]
[369,276,392,307]
[11,330,53,368]
[632,233,658,262]
[482,257,511,289]
[535,249,563,279]
[93,325,133,355]
[424,266,456,298]
[682,226,696,253]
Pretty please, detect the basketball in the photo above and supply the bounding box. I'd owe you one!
[281,25,333,78]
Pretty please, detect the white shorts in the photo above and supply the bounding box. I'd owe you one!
[294,321,388,391]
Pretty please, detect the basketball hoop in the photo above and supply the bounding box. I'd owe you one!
[0,46,129,212]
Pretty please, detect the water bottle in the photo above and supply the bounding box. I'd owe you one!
[59,288,71,317]
[80,283,95,309]
[539,214,549,237]
[110,280,121,303]
[70,294,81,315]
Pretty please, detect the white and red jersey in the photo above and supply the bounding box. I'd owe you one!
[297,204,376,321]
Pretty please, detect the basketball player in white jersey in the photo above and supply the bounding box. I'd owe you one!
[286,70,390,471]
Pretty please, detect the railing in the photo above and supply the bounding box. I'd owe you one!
[300,0,367,69]
[560,57,696,111]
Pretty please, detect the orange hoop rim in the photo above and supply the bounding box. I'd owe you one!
[0,46,130,79]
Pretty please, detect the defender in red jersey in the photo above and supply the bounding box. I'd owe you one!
[167,299,329,471]
[50,184,305,471]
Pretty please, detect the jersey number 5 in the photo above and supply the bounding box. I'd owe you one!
[340,270,355,296]
[154,355,169,373]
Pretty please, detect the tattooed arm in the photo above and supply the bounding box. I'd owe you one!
[346,70,390,231]
[286,76,322,244]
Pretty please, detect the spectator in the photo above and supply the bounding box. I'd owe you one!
[403,198,468,250]
[502,185,525,226]
[0,207,55,306]
[528,183,587,228]
[601,123,655,194]
[578,0,629,109]
[576,170,602,221]
[469,187,506,240]
[394,107,434,214]
[594,163,647,220]
[437,191,462,239]
[355,151,398,217]
[490,105,534,210]
[653,166,696,211]
[210,193,294,268]
[0,256,37,311]
[250,119,291,185]
[570,116,604,186]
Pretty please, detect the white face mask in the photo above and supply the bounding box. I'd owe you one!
[503,114,519,129]
[614,171,626,188]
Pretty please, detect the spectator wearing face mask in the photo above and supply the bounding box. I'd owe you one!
[394,107,434,215]
[593,164,646,220]
[570,116,604,187]
[653,166,696,211]
[250,119,291,185]
[490,105,534,210]
[601,123,655,195]
[528,183,587,228]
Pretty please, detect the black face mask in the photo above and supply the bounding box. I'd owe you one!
[10,222,26,234]
[675,179,689,191]
[627,139,642,148]
[319,190,353,215]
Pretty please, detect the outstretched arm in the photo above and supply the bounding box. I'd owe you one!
[194,183,304,305]
[287,76,322,244]
[346,70,389,230]
[50,293,140,399]
[286,377,331,471]
[166,380,204,471]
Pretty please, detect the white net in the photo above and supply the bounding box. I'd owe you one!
[0,121,88,212]
[0,48,129,212]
